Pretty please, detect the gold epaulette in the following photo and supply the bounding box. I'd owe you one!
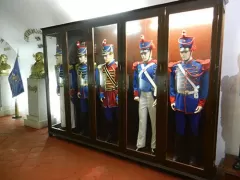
[75,63,80,71]
[55,64,60,68]
[98,63,105,69]
[69,65,73,70]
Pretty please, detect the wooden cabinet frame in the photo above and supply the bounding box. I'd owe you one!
[42,0,226,179]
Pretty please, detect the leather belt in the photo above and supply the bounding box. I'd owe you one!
[105,88,116,91]
[177,90,195,95]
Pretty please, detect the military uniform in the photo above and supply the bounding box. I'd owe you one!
[98,39,118,142]
[55,45,76,129]
[74,42,89,134]
[74,41,99,134]
[168,31,210,164]
[132,36,157,152]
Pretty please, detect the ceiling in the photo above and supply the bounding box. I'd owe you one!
[0,0,178,47]
[1,0,179,28]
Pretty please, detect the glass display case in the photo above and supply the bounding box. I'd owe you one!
[45,33,67,131]
[42,0,226,179]
[126,17,158,156]
[167,7,213,168]
[94,24,119,145]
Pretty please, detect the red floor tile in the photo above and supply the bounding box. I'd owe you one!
[0,116,182,180]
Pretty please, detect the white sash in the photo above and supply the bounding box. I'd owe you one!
[139,63,157,97]
[177,63,199,99]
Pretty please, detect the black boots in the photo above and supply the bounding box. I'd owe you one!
[80,112,89,136]
[173,134,185,163]
[173,134,199,166]
[189,136,199,166]
[105,121,114,143]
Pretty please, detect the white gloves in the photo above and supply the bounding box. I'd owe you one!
[171,102,202,113]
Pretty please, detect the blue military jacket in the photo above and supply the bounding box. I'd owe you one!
[57,64,78,104]
[76,64,88,99]
[132,59,157,97]
[169,59,210,113]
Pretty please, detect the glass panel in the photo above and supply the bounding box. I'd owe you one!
[94,24,119,145]
[46,33,66,130]
[67,29,90,137]
[167,8,213,167]
[126,17,158,155]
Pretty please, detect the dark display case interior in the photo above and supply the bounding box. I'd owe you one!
[67,29,91,137]
[94,24,119,145]
[167,8,213,169]
[125,17,158,156]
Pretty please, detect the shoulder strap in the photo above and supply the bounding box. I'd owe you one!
[139,63,157,96]
[138,62,155,78]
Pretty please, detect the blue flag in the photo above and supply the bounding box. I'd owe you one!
[8,55,24,97]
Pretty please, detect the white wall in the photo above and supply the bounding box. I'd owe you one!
[0,0,177,116]
[216,0,240,164]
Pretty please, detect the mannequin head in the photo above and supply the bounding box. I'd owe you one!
[33,52,44,63]
[139,35,155,62]
[76,41,87,64]
[55,45,63,64]
[140,49,152,62]
[180,48,192,61]
[102,39,114,64]
[103,52,114,64]
[55,54,62,64]
[178,30,195,62]
[0,54,8,64]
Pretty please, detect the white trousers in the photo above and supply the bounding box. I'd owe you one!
[60,87,76,128]
[136,92,156,149]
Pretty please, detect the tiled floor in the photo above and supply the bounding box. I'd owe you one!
[0,116,182,180]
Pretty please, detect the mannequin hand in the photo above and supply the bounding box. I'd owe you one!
[171,103,176,111]
[152,99,157,107]
[100,92,105,102]
[77,92,81,99]
[194,106,203,113]
[134,97,139,102]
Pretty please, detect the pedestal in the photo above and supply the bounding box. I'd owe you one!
[24,78,48,129]
[0,76,14,116]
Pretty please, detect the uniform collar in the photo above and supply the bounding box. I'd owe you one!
[107,59,115,66]
[148,59,156,64]
[182,59,194,64]
[143,59,156,64]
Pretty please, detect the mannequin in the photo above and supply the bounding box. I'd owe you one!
[132,35,157,154]
[98,39,118,143]
[29,52,45,79]
[54,45,76,129]
[75,41,89,135]
[168,30,210,165]
[0,54,11,75]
